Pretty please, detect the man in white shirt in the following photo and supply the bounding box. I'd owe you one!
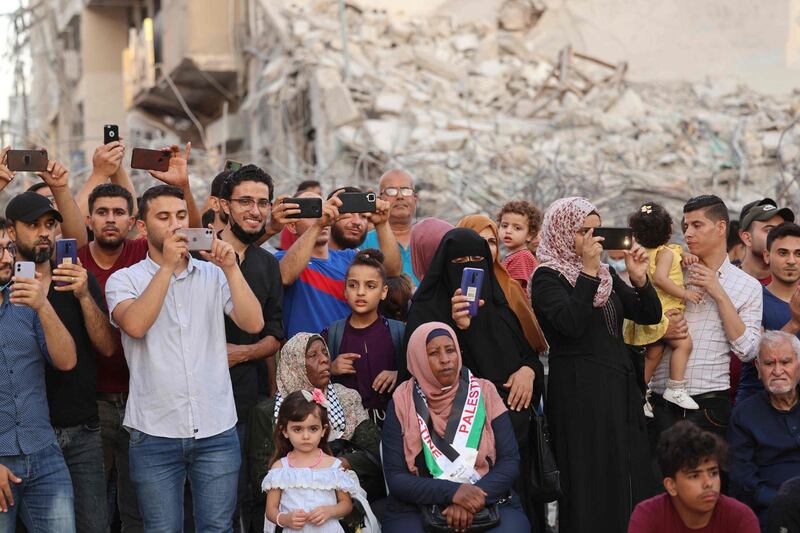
[106,185,264,531]
[651,195,762,439]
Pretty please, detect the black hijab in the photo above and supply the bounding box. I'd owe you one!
[402,228,544,401]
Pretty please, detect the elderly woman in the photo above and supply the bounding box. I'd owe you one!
[530,197,662,533]
[382,322,529,532]
[247,333,383,528]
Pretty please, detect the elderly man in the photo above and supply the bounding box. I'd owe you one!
[729,330,800,529]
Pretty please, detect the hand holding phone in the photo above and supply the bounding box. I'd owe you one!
[177,228,214,251]
[131,148,171,172]
[104,125,119,145]
[282,197,322,219]
[11,262,41,308]
[593,227,633,250]
[55,239,78,287]
[7,150,48,172]
[459,267,484,317]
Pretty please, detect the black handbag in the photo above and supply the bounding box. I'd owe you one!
[529,400,563,502]
[420,502,501,533]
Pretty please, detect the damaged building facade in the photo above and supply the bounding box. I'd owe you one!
[11,0,800,221]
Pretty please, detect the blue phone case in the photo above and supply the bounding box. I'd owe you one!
[55,239,78,286]
[460,267,484,317]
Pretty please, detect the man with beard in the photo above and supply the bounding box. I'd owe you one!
[6,185,117,533]
[105,185,263,531]
[729,330,800,530]
[0,214,79,532]
[739,198,794,284]
[215,164,284,532]
[205,169,232,233]
[362,169,419,286]
[76,183,145,531]
[277,190,399,337]
[328,186,368,250]
[736,223,800,404]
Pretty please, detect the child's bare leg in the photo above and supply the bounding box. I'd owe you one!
[665,335,693,382]
[644,343,666,384]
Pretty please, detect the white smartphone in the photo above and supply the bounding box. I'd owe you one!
[14,261,35,279]
[177,228,214,251]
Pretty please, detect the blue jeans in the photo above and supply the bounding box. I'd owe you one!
[0,442,75,533]
[128,426,241,533]
[55,423,108,533]
[98,398,143,532]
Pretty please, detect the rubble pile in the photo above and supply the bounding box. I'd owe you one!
[250,0,800,222]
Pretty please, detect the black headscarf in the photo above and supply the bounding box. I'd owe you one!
[402,228,544,401]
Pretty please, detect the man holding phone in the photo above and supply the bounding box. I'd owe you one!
[327,186,369,251]
[277,190,400,337]
[5,190,117,533]
[105,185,264,531]
[0,217,78,532]
[215,165,285,531]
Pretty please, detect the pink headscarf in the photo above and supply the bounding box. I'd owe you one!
[410,218,455,282]
[391,322,506,477]
[536,197,613,307]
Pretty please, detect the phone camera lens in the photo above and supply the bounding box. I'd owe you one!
[24,156,30,165]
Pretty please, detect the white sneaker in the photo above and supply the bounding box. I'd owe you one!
[663,387,700,410]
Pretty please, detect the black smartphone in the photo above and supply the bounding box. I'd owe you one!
[104,125,119,145]
[55,238,78,286]
[282,197,322,219]
[7,149,48,172]
[131,148,171,172]
[224,159,242,171]
[593,227,633,250]
[338,192,377,214]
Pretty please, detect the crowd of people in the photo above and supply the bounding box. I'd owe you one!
[0,139,799,533]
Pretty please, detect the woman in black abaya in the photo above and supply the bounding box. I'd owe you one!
[530,197,662,533]
[402,227,545,524]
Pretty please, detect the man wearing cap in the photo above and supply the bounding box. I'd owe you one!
[6,184,117,533]
[739,198,795,285]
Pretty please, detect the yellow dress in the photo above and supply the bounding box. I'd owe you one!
[624,244,684,346]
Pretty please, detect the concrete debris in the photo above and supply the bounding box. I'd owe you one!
[241,0,800,226]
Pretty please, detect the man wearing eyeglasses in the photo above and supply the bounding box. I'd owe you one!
[215,164,284,532]
[361,169,420,286]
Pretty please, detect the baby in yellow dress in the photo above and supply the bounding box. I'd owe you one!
[628,203,702,410]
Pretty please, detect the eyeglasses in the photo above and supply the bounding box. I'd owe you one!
[380,187,415,197]
[228,197,271,210]
[0,243,17,257]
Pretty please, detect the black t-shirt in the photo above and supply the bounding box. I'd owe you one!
[46,270,106,427]
[222,245,284,419]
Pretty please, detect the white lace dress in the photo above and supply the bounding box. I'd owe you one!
[261,457,380,533]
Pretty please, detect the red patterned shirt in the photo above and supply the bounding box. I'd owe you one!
[502,249,538,290]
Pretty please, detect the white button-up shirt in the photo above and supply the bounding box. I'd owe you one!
[651,257,762,396]
[106,255,237,438]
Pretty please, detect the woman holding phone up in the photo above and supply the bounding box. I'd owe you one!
[530,197,662,533]
[402,227,544,520]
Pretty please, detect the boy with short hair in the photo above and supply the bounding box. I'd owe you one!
[497,200,542,290]
[628,421,759,533]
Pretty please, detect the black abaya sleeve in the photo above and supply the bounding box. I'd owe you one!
[613,274,662,325]
[530,267,600,338]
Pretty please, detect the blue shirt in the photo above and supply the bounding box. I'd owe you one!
[738,287,795,403]
[362,230,419,287]
[728,387,800,527]
[0,284,57,456]
[274,248,355,337]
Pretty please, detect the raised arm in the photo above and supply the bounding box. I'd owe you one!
[75,142,125,218]
[148,144,201,228]
[37,160,88,247]
[11,272,77,371]
[279,197,340,285]
[370,198,402,276]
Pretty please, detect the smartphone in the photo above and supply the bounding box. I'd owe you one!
[460,267,484,317]
[54,239,78,287]
[131,148,171,172]
[224,159,242,172]
[593,227,633,250]
[177,228,214,251]
[103,124,119,145]
[7,149,48,172]
[14,261,35,280]
[282,197,323,219]
[338,192,377,214]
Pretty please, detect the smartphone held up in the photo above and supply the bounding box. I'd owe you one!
[593,227,633,250]
[460,267,484,317]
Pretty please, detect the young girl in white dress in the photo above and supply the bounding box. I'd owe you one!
[262,389,378,533]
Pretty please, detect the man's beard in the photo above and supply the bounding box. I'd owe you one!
[17,240,53,264]
[0,262,12,285]
[331,223,365,250]
[230,219,266,245]
[218,209,229,225]
[94,227,126,251]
